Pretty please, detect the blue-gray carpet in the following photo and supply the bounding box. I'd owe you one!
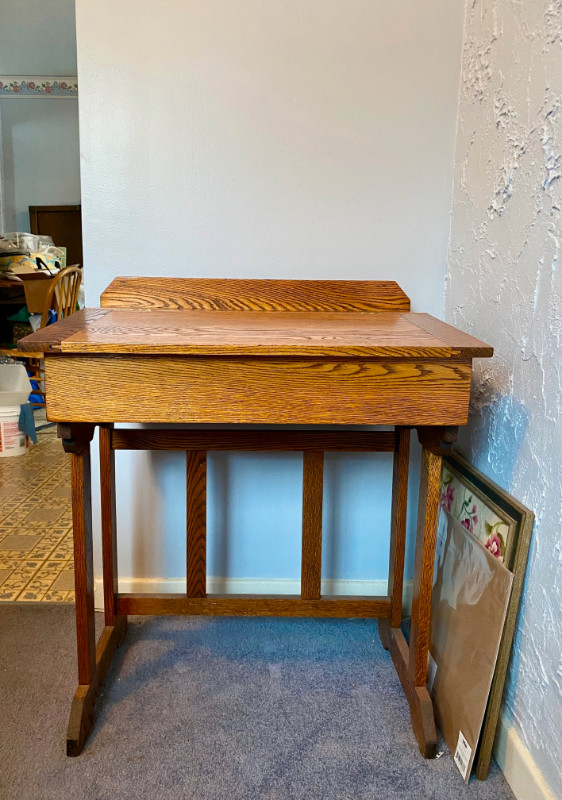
[0,606,514,800]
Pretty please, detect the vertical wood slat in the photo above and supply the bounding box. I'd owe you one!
[99,425,118,626]
[70,447,96,685]
[409,448,442,686]
[186,450,207,598]
[388,428,410,627]
[301,450,324,600]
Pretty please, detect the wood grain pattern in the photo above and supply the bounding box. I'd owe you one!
[70,446,96,685]
[378,619,437,758]
[301,451,324,600]
[388,427,410,627]
[111,429,398,452]
[0,348,45,359]
[66,616,128,757]
[416,425,458,453]
[408,447,443,687]
[57,309,451,356]
[99,425,119,626]
[21,307,492,359]
[101,277,411,312]
[58,422,96,453]
[404,313,494,359]
[115,593,391,618]
[18,308,109,353]
[43,278,495,760]
[33,309,492,359]
[45,356,472,425]
[186,451,207,598]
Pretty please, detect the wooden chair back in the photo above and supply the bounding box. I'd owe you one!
[41,265,82,327]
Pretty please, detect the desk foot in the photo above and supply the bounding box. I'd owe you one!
[377,617,391,650]
[66,615,128,756]
[378,619,437,759]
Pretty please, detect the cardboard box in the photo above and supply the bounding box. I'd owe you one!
[429,510,513,781]
[0,255,60,313]
[19,273,56,314]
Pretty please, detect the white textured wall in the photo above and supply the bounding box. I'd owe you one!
[447,1,562,795]
[75,0,465,586]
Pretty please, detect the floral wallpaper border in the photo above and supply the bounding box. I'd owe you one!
[0,77,78,97]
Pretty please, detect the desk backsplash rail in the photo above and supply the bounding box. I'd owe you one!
[100,277,411,313]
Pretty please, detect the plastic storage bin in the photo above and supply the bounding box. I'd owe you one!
[0,363,32,406]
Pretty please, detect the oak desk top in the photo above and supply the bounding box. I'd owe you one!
[19,278,493,426]
[20,307,492,359]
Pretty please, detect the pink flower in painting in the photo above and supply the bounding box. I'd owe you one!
[45,85,52,93]
[60,82,67,90]
[485,532,502,558]
[13,85,20,93]
[461,518,473,533]
[439,485,454,512]
[27,81,35,90]
[473,514,478,523]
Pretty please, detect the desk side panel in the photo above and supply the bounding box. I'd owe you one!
[44,355,472,425]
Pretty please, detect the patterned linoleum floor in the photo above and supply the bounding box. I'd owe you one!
[0,417,74,603]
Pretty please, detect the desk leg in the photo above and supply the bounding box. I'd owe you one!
[60,424,128,756]
[379,431,446,758]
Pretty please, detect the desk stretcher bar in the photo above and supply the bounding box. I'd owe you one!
[110,427,401,618]
[116,594,391,617]
[19,278,493,760]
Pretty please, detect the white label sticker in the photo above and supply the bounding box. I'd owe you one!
[454,730,472,780]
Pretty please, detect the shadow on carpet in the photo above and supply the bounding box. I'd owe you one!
[0,605,515,800]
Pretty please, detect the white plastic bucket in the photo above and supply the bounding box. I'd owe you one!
[0,405,29,457]
[0,363,32,406]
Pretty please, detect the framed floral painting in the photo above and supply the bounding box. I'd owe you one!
[438,451,534,781]
[440,461,518,565]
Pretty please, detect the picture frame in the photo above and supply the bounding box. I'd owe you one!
[440,451,534,780]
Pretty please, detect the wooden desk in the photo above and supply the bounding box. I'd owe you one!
[20,278,493,758]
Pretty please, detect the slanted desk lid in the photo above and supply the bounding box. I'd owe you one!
[18,307,493,360]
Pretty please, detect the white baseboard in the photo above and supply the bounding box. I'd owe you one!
[94,576,412,613]
[494,712,556,800]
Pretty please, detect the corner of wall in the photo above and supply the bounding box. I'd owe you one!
[494,713,557,800]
